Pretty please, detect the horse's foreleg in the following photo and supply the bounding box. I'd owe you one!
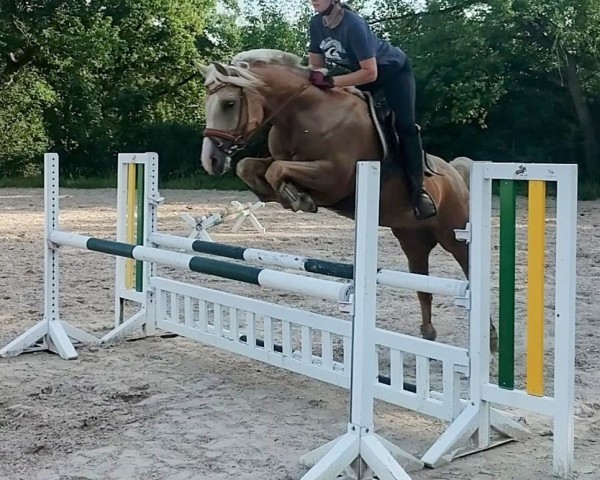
[264,159,350,213]
[236,156,282,204]
[392,228,439,341]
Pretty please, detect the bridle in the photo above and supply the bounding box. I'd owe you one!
[203,80,311,156]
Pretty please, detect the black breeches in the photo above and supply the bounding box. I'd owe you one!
[359,60,417,138]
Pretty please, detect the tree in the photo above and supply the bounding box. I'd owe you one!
[370,0,600,179]
[0,0,217,177]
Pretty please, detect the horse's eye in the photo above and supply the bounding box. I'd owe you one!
[223,100,236,109]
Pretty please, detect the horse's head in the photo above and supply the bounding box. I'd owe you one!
[197,49,312,176]
[197,60,267,176]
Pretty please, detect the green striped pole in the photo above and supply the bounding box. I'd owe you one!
[48,231,353,303]
[499,179,516,389]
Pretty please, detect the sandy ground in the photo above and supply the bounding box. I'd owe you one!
[1,185,599,480]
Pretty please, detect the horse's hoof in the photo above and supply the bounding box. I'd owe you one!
[290,193,317,213]
[298,193,317,213]
[421,324,437,341]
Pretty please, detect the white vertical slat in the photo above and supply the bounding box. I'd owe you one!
[390,350,404,390]
[282,321,292,356]
[184,296,193,327]
[264,316,273,353]
[169,294,175,324]
[178,294,185,324]
[247,312,256,349]
[416,356,430,399]
[230,308,239,342]
[198,299,207,332]
[214,303,223,337]
[452,370,463,420]
[442,363,456,420]
[302,326,312,365]
[157,288,166,322]
[166,291,174,322]
[322,331,333,370]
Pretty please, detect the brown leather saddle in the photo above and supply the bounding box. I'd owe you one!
[362,91,437,177]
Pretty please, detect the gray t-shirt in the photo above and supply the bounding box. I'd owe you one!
[309,10,406,71]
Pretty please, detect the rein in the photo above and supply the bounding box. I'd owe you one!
[203,81,311,156]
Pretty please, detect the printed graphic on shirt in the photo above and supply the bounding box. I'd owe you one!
[320,38,346,64]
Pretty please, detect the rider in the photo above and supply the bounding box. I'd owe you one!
[306,0,437,220]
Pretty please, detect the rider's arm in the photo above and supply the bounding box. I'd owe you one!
[332,57,377,87]
[331,21,378,87]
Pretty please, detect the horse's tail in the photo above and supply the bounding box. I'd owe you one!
[449,156,473,191]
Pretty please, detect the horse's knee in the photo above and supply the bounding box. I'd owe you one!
[235,158,254,182]
[264,161,285,187]
[236,157,274,186]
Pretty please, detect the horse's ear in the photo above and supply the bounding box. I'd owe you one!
[194,60,210,77]
[212,62,230,77]
[235,60,251,70]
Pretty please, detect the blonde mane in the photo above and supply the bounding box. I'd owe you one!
[202,62,263,90]
[231,49,304,68]
[199,49,308,91]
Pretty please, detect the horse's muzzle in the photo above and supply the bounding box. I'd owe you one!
[203,129,246,156]
[201,136,232,176]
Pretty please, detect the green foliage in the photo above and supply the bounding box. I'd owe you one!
[369,0,600,182]
[0,73,55,176]
[237,0,313,57]
[1,0,213,178]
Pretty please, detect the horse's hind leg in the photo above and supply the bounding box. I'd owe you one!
[392,228,438,341]
[436,228,498,352]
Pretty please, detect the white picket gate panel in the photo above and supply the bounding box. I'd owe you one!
[151,276,469,424]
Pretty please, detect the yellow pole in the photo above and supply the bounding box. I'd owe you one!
[125,164,137,290]
[527,180,546,396]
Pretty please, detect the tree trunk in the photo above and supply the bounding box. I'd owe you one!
[562,52,600,179]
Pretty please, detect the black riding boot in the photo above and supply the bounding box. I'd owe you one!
[401,126,437,220]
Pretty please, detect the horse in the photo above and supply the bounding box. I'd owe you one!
[195,48,498,351]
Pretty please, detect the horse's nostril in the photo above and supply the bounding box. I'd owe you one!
[211,157,222,174]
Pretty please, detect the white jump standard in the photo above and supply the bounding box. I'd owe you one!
[180,199,266,240]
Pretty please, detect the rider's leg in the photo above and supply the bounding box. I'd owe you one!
[379,61,437,220]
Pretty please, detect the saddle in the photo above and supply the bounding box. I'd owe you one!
[359,90,437,177]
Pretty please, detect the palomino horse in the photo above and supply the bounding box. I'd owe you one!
[196,48,497,351]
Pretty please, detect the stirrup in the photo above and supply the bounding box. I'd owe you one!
[413,190,437,220]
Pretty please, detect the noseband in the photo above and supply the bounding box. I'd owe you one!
[203,80,311,156]
[203,83,250,156]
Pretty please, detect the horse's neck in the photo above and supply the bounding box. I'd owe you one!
[254,67,319,123]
